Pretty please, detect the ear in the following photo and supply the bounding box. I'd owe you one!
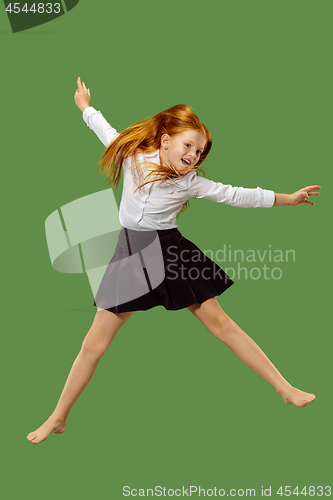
[160,133,170,150]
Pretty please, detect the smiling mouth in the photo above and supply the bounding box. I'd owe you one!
[181,159,191,166]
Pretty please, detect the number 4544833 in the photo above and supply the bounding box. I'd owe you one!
[5,3,61,14]
[277,485,331,496]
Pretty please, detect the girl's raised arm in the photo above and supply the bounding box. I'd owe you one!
[74,77,119,148]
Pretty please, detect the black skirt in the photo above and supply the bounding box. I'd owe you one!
[93,226,234,313]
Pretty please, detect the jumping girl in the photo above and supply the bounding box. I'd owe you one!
[27,77,319,444]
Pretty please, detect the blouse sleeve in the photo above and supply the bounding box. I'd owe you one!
[187,173,275,208]
[82,106,120,147]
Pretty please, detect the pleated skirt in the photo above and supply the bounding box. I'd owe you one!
[93,226,234,313]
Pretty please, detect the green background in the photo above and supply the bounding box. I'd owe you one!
[1,0,331,498]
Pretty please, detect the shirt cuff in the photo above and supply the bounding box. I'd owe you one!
[262,189,275,208]
[82,106,99,125]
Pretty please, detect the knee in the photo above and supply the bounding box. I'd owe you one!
[210,314,238,338]
[80,328,107,359]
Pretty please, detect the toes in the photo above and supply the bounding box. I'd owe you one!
[26,432,36,441]
[303,394,315,405]
[27,430,43,444]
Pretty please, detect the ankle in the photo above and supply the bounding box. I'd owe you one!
[50,412,67,424]
[276,381,292,396]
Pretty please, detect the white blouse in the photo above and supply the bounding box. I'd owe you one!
[83,107,275,231]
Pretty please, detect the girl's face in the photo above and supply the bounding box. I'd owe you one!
[160,129,207,173]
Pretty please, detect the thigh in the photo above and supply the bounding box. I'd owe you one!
[93,308,134,330]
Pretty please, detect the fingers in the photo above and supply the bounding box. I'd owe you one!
[300,192,315,206]
[305,185,321,192]
[298,185,321,206]
[77,77,88,91]
[76,77,90,98]
[292,190,312,206]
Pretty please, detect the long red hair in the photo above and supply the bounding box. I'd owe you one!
[99,104,212,189]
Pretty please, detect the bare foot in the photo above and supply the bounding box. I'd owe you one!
[279,386,316,407]
[26,416,66,444]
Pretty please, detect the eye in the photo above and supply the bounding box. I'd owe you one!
[196,150,202,156]
[185,143,191,148]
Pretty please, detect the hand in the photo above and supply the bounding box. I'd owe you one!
[289,185,321,206]
[74,76,91,112]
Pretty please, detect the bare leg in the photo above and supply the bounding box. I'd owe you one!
[187,297,315,407]
[26,309,133,444]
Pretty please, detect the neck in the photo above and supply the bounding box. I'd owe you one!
[159,148,167,167]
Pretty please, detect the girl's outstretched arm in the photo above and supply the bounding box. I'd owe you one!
[274,185,321,206]
[74,77,119,148]
[74,76,90,112]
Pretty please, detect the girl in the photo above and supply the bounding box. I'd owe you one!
[26,77,319,444]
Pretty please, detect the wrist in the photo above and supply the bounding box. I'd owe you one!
[80,104,90,113]
[274,193,292,206]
